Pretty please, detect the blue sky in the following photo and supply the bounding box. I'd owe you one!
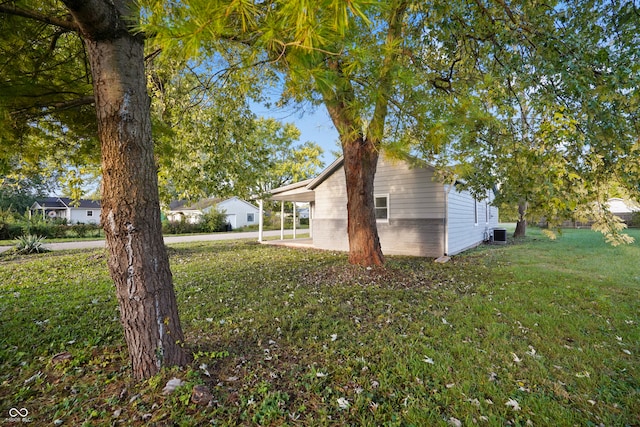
[251,102,341,168]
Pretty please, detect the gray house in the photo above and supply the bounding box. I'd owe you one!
[261,153,499,257]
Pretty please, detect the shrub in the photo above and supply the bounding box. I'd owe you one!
[201,210,229,232]
[14,234,49,254]
[0,222,23,240]
[162,219,202,235]
[71,223,100,238]
[629,211,640,228]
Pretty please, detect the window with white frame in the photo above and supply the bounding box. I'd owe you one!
[375,195,389,221]
[87,210,93,217]
[247,213,255,223]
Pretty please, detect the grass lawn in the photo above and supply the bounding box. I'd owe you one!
[0,227,638,426]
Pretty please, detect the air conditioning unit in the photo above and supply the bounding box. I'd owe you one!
[493,228,507,244]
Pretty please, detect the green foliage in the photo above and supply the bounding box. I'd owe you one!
[14,234,49,254]
[70,223,101,238]
[161,209,229,235]
[200,209,229,232]
[0,1,100,186]
[424,0,640,243]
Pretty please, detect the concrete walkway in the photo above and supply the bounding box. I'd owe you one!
[0,229,302,254]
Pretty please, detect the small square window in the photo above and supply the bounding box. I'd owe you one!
[87,210,93,217]
[247,213,255,223]
[375,196,388,221]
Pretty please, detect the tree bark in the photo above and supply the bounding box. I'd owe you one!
[323,85,385,267]
[342,137,385,266]
[63,0,189,379]
[514,200,528,238]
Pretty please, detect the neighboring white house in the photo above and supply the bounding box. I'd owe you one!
[30,197,101,225]
[262,153,499,257]
[207,197,259,229]
[607,197,639,223]
[166,197,259,229]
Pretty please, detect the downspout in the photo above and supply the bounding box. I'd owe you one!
[443,185,450,256]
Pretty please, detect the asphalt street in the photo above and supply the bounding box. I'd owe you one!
[0,229,295,254]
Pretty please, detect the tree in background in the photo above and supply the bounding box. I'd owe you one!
[423,0,639,244]
[147,58,324,203]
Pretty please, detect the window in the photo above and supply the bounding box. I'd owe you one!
[375,195,389,221]
[247,213,255,223]
[87,210,93,217]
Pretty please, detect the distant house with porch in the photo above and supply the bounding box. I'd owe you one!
[30,197,101,225]
[261,153,499,257]
[166,196,259,229]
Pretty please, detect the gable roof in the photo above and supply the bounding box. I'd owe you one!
[266,151,444,202]
[32,197,100,209]
[168,197,258,211]
[217,196,259,211]
[169,198,223,211]
[308,156,344,190]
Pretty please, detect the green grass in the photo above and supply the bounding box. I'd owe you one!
[0,228,638,426]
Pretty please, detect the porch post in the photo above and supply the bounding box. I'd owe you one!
[258,199,264,243]
[280,201,285,240]
[293,202,297,239]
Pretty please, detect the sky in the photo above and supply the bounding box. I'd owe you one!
[250,102,341,168]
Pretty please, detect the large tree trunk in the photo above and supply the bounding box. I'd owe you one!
[64,0,189,379]
[342,137,384,266]
[514,200,528,238]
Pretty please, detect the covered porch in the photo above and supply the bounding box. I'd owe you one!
[258,179,316,249]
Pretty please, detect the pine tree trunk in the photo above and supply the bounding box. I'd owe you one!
[342,137,384,266]
[64,0,189,379]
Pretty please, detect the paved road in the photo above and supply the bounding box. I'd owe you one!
[0,229,297,253]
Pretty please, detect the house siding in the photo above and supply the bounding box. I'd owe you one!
[313,155,450,257]
[277,153,499,258]
[446,187,499,255]
[69,208,101,224]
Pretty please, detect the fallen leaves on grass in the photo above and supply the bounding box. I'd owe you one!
[505,398,521,411]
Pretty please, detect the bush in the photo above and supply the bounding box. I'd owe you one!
[0,222,24,240]
[629,211,640,228]
[161,210,230,235]
[71,223,101,238]
[201,210,229,232]
[14,234,49,254]
[162,219,203,235]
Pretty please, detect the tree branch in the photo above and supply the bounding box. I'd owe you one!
[369,0,409,145]
[0,4,79,32]
[11,95,95,117]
